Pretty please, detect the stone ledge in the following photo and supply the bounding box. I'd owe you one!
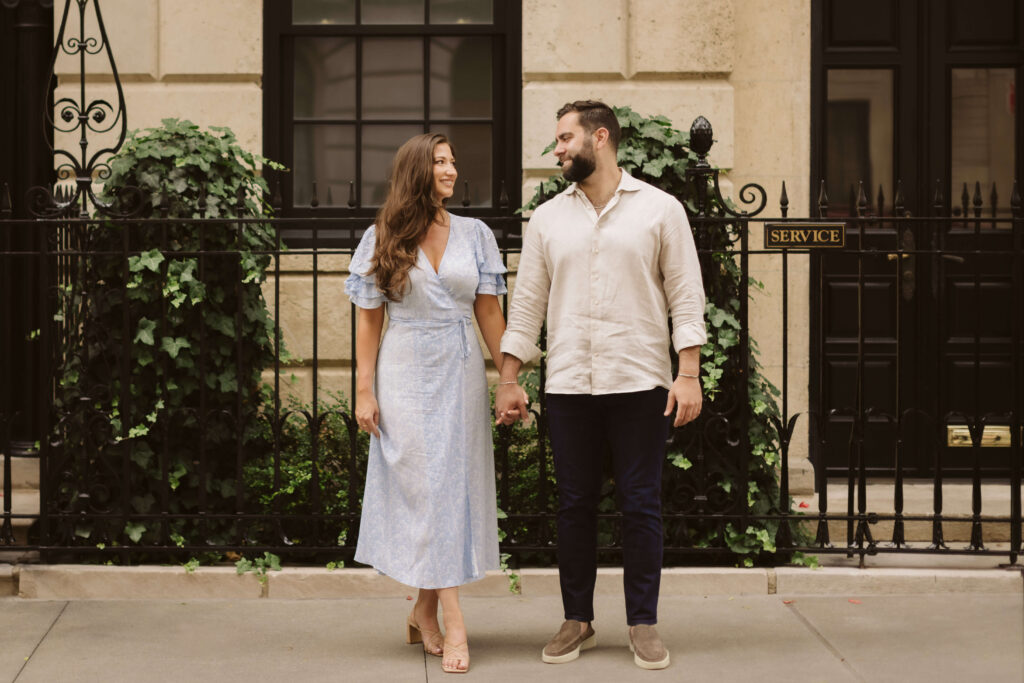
[18,565,262,600]
[775,566,1024,595]
[7,564,1021,600]
[0,564,14,597]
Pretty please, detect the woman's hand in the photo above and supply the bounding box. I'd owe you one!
[355,389,381,437]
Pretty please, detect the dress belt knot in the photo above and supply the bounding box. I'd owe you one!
[388,315,472,359]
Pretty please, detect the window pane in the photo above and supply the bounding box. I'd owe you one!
[434,123,491,207]
[430,0,492,24]
[293,0,355,24]
[430,37,491,119]
[361,124,424,206]
[951,68,1017,219]
[362,38,424,120]
[293,125,356,207]
[295,38,356,119]
[826,69,894,216]
[362,0,424,24]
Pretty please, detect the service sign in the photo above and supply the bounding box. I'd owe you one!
[764,222,846,249]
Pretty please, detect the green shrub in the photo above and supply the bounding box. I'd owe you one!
[50,119,284,554]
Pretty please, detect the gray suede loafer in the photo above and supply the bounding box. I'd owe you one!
[629,624,670,670]
[541,620,597,664]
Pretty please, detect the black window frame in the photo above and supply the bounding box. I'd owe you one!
[262,0,522,245]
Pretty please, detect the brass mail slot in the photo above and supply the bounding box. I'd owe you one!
[946,425,1015,448]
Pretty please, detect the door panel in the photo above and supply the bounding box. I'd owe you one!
[813,0,1024,477]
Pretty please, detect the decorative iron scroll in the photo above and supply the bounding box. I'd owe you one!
[685,115,767,219]
[27,0,142,218]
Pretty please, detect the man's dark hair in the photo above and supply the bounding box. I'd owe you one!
[556,100,621,150]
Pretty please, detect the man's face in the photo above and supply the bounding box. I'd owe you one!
[554,112,596,183]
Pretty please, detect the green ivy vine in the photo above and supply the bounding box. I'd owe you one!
[52,119,284,555]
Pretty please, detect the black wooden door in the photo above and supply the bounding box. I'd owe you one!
[811,0,1024,477]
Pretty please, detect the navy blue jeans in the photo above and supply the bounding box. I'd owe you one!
[546,388,670,626]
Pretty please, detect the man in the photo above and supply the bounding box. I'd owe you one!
[495,100,706,671]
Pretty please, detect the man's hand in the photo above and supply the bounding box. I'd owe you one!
[664,376,702,427]
[495,383,529,425]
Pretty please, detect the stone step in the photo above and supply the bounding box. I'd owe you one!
[793,481,1023,543]
[0,455,40,490]
[1,489,39,546]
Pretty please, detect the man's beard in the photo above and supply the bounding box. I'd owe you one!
[561,140,596,183]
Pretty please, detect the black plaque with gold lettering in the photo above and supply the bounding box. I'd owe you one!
[764,222,846,249]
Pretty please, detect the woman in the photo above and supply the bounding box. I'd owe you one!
[345,133,519,674]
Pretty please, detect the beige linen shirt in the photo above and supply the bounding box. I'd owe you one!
[500,170,707,395]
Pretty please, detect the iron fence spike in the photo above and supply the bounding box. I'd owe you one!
[499,179,509,209]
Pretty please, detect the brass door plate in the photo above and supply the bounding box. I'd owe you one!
[946,425,1015,448]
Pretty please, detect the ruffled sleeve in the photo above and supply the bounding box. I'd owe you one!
[345,225,387,309]
[472,218,507,296]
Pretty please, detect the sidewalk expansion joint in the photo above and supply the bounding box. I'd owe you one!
[12,600,68,683]
[785,602,866,683]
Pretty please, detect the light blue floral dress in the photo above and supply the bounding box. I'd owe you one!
[345,213,506,588]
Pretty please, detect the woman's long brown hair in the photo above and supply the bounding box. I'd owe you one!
[370,133,453,301]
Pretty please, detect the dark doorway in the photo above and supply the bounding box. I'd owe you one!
[1,1,55,451]
[811,0,1024,477]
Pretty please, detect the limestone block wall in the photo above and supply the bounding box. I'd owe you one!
[53,0,262,167]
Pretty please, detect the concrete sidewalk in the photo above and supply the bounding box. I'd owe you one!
[2,590,1022,683]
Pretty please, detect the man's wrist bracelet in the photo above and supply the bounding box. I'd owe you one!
[498,380,518,386]
[677,372,699,379]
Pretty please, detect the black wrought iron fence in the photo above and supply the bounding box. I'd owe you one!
[2,177,1022,566]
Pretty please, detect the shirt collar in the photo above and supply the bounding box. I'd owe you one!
[563,168,643,199]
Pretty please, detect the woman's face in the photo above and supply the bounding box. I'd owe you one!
[432,142,457,201]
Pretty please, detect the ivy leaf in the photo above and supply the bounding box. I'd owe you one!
[134,318,157,345]
[670,453,692,470]
[129,248,164,274]
[124,521,147,543]
[160,336,190,359]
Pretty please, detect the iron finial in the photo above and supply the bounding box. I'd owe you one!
[310,180,319,208]
[689,116,713,167]
[876,184,885,218]
[856,181,868,217]
[235,185,246,215]
[461,181,470,208]
[498,179,509,210]
[270,174,283,212]
[817,179,829,218]
[932,179,944,215]
[326,185,334,207]
[894,180,905,216]
[990,183,998,218]
[347,180,356,209]
[1010,180,1021,218]
[972,181,983,218]
[779,181,789,218]
[197,185,208,216]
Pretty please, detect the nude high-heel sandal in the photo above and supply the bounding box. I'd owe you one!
[442,640,470,673]
[407,615,444,657]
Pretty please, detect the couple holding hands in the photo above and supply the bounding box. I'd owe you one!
[347,100,706,673]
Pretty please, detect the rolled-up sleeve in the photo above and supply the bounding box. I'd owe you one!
[500,213,549,364]
[661,202,708,351]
